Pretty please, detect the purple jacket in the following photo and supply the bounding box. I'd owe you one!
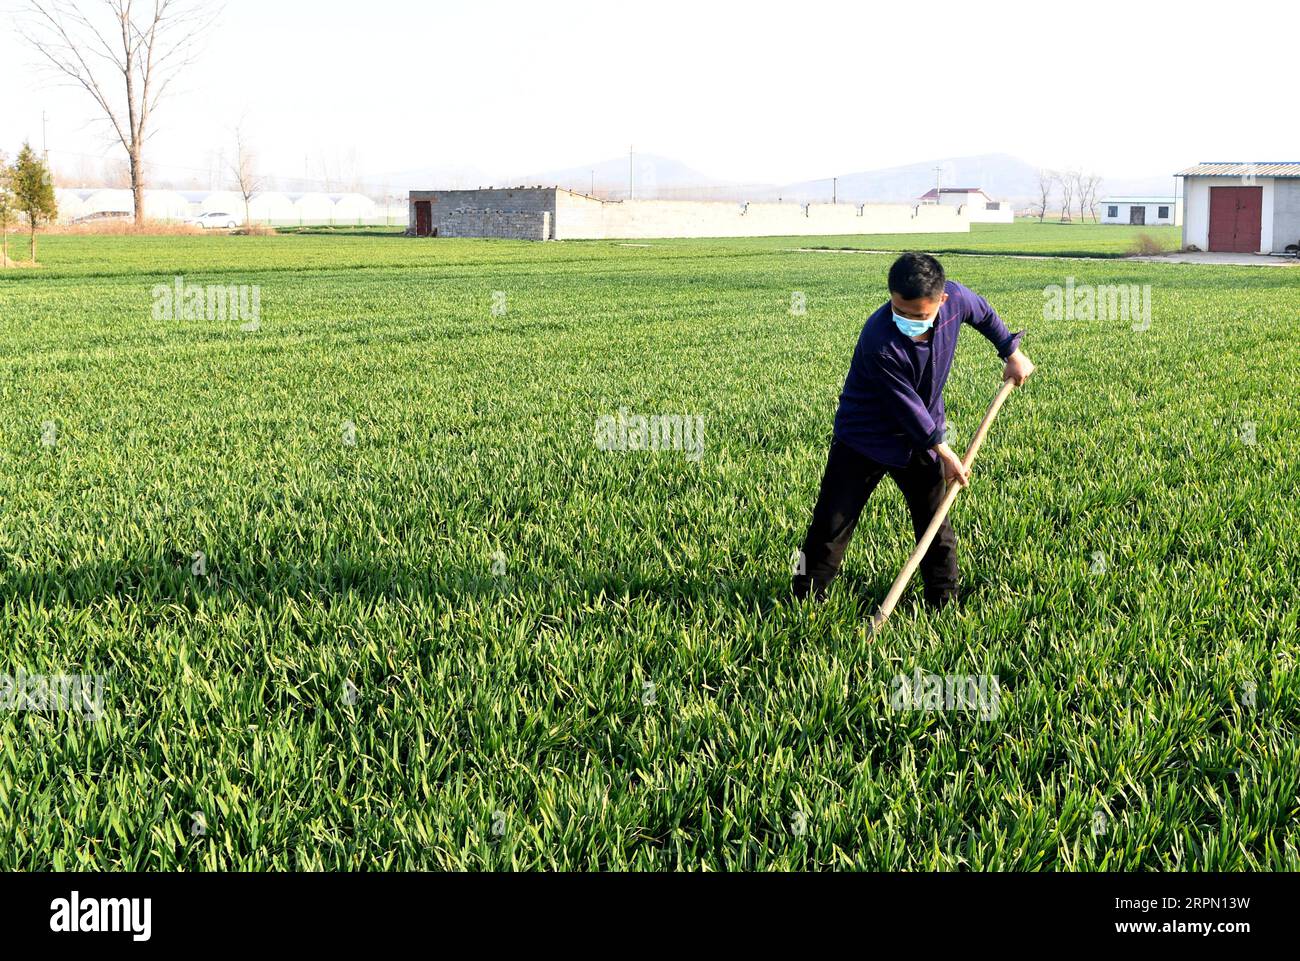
[833,280,1024,467]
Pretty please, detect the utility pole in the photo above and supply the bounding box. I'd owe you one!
[591,170,595,196]
[933,165,943,200]
[833,177,837,204]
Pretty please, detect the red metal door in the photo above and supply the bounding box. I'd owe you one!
[1235,187,1263,251]
[414,201,432,237]
[1208,187,1262,252]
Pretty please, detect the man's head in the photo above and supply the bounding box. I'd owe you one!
[888,252,948,321]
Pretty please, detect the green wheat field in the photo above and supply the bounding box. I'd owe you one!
[1,223,1296,870]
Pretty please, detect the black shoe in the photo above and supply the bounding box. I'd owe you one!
[792,576,830,602]
[925,590,959,610]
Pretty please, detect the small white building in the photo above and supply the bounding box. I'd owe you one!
[1176,163,1300,254]
[1099,197,1181,227]
[917,187,1014,223]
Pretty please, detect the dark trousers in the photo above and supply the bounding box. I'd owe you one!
[793,438,959,605]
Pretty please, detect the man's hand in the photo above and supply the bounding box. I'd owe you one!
[1003,349,1035,386]
[934,442,969,488]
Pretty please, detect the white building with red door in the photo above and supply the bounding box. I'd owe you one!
[1177,163,1300,254]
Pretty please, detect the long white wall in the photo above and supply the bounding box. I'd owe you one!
[552,193,972,240]
[966,204,1015,224]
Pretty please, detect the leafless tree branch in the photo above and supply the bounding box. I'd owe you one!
[18,0,222,225]
[1036,170,1056,223]
[230,118,260,228]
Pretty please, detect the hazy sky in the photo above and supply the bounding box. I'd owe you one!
[3,0,1295,188]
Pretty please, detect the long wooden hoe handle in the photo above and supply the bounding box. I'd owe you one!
[869,378,1018,635]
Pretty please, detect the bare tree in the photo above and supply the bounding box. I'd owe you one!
[1082,173,1104,223]
[19,1,219,227]
[230,121,260,229]
[1035,169,1056,223]
[1073,171,1091,223]
[1058,169,1077,222]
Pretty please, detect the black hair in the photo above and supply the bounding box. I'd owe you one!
[888,252,946,300]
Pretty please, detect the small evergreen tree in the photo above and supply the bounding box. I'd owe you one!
[0,151,13,267]
[12,144,58,263]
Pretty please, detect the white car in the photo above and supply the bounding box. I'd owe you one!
[193,212,241,230]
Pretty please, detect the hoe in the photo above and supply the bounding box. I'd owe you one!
[870,377,1019,635]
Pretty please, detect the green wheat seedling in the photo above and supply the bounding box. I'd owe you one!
[0,228,1295,870]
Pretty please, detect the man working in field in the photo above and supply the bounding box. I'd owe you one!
[792,252,1034,607]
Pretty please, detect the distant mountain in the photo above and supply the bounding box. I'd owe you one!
[775,153,1038,204]
[776,154,1180,206]
[392,152,1180,207]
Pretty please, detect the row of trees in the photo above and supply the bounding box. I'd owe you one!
[1035,169,1104,223]
[0,145,58,266]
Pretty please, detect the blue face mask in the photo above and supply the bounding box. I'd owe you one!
[892,311,935,338]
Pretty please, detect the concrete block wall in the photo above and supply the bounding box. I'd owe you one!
[1272,179,1300,252]
[437,208,550,239]
[409,188,556,238]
